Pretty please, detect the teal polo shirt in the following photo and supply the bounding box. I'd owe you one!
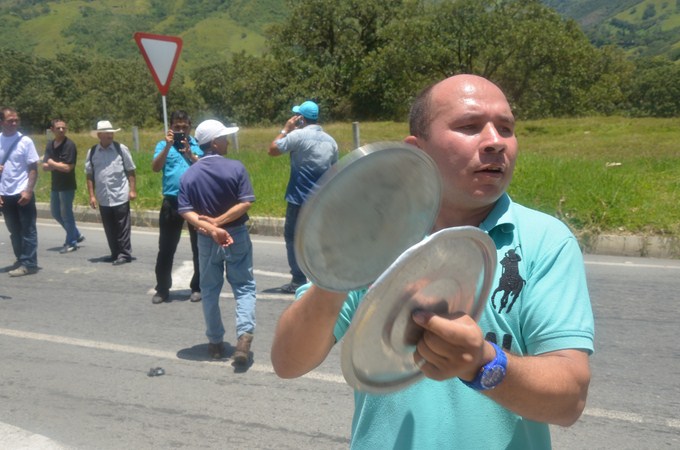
[325,193,594,450]
[153,136,203,197]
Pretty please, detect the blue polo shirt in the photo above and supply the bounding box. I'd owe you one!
[177,154,255,228]
[320,193,594,450]
[153,136,202,197]
[274,124,338,205]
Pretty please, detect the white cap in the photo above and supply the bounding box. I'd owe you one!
[195,119,239,146]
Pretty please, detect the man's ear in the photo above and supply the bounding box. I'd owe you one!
[404,135,420,148]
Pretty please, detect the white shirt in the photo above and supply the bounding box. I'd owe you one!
[0,132,40,196]
[84,142,136,207]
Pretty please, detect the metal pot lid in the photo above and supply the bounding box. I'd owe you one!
[294,142,442,292]
[340,226,497,394]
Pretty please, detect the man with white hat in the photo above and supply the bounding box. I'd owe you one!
[85,120,137,265]
[178,119,257,366]
[269,100,338,294]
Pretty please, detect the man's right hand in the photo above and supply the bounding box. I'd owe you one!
[165,129,174,147]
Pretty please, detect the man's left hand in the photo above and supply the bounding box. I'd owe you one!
[17,190,33,206]
[210,227,233,247]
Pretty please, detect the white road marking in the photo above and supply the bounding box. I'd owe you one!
[0,422,66,450]
[666,418,680,429]
[0,327,342,384]
[582,407,680,430]
[0,327,676,431]
[585,260,680,270]
[144,262,294,298]
[583,408,644,423]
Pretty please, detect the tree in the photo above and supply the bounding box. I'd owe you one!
[351,0,608,120]
[265,0,406,120]
[627,57,680,117]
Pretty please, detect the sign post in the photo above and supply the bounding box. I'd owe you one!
[134,32,183,132]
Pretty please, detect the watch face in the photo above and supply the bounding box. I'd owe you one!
[481,366,506,389]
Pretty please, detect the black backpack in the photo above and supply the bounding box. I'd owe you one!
[87,141,129,182]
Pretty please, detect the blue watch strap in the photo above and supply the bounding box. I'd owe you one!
[461,342,507,391]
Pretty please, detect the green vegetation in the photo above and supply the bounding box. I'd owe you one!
[3,0,680,135]
[3,1,680,239]
[0,0,280,65]
[545,0,680,59]
[29,117,680,237]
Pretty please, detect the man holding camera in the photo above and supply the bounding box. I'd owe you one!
[151,110,203,304]
[269,100,338,294]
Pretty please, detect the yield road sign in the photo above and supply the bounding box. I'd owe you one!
[134,32,183,96]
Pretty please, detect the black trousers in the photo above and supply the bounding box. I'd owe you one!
[154,196,200,295]
[99,202,132,260]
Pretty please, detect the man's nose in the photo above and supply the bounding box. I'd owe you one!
[481,123,505,152]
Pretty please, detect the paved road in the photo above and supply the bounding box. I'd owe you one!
[0,220,678,449]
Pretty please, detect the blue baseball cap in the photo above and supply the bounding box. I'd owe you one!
[292,101,319,120]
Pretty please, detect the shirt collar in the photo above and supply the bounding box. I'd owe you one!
[479,193,515,235]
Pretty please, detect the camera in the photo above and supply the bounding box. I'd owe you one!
[173,132,186,150]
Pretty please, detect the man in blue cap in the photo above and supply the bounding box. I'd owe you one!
[269,100,338,294]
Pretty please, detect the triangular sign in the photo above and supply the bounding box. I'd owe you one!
[134,32,183,96]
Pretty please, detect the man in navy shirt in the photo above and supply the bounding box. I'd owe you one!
[178,119,257,366]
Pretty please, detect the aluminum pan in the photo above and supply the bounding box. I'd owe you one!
[340,227,497,393]
[294,142,442,292]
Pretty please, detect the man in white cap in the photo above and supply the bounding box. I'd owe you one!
[269,100,338,293]
[0,107,40,276]
[85,120,137,265]
[178,119,257,366]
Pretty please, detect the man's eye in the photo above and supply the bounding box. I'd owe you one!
[458,124,479,133]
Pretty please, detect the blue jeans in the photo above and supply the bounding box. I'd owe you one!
[50,189,80,246]
[284,202,307,284]
[1,194,38,268]
[198,225,256,344]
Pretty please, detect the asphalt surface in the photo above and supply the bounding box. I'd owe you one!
[1,218,679,449]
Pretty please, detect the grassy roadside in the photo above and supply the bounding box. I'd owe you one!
[29,117,680,237]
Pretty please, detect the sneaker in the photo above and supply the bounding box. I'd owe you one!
[279,282,303,294]
[112,257,131,266]
[8,265,37,277]
[152,293,168,304]
[77,235,85,243]
[208,342,223,360]
[233,332,253,365]
[189,292,202,303]
[59,244,78,254]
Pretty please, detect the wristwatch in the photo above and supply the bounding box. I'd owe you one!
[461,342,507,391]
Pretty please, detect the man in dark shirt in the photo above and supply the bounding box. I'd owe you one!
[42,119,84,253]
[178,119,257,366]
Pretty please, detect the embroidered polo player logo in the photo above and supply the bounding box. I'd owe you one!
[491,247,525,313]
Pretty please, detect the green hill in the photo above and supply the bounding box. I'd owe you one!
[544,0,680,60]
[0,0,285,68]
[3,0,680,65]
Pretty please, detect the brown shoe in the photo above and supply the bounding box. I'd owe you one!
[233,333,253,365]
[208,342,223,360]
